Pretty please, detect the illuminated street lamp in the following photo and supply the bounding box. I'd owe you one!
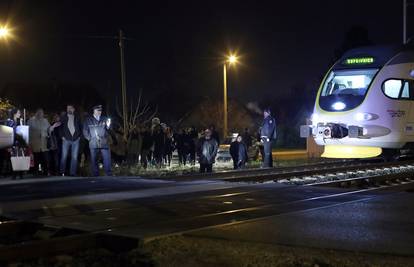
[0,25,10,39]
[223,54,238,138]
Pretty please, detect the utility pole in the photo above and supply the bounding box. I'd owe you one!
[119,29,128,139]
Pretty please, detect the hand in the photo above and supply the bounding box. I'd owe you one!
[52,122,61,128]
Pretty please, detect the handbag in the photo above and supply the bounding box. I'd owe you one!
[10,148,31,171]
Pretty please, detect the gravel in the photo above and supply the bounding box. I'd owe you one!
[143,235,414,267]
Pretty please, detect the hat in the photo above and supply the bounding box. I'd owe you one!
[92,105,103,111]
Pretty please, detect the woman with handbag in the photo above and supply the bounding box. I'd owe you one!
[5,108,27,179]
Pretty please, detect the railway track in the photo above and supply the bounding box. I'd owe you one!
[221,159,414,183]
[157,158,376,181]
[1,158,414,263]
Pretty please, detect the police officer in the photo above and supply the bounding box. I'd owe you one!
[83,105,112,176]
[260,108,277,167]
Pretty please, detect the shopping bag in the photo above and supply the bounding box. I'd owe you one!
[11,148,31,171]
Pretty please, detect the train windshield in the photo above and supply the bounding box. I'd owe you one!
[319,69,378,111]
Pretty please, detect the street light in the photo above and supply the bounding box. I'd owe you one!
[0,25,10,39]
[223,54,238,138]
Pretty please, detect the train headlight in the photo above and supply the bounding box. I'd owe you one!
[355,112,373,121]
[332,102,346,111]
[311,113,319,126]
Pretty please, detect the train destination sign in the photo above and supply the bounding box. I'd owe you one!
[344,57,375,65]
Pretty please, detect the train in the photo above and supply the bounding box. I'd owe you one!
[301,43,414,159]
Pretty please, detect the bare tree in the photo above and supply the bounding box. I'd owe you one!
[115,89,157,145]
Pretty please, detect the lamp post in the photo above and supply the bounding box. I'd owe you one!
[223,54,238,138]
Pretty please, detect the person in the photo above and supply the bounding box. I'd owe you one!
[256,129,265,162]
[59,105,82,176]
[197,128,218,173]
[163,127,174,167]
[260,108,277,167]
[188,126,197,165]
[83,105,112,176]
[151,119,165,168]
[111,126,127,166]
[242,128,253,148]
[28,109,59,176]
[127,126,142,166]
[48,113,62,175]
[175,129,187,166]
[5,108,27,178]
[210,125,220,145]
[140,127,152,169]
[230,135,248,169]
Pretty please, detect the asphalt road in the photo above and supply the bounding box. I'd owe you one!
[0,175,413,256]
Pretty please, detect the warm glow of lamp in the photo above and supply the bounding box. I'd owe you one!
[0,26,10,39]
[227,55,238,64]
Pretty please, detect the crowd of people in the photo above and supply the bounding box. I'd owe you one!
[1,104,277,178]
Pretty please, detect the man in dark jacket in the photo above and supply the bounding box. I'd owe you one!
[197,128,218,173]
[242,128,252,148]
[83,105,112,176]
[59,105,82,176]
[210,125,220,145]
[175,129,187,166]
[230,135,248,169]
[260,108,277,167]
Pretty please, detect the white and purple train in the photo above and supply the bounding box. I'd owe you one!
[301,44,414,159]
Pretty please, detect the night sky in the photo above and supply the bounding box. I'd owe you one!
[0,0,407,110]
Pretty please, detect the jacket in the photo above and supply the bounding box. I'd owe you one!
[28,117,50,152]
[60,114,82,141]
[83,115,110,149]
[260,116,277,140]
[230,141,248,163]
[197,137,218,164]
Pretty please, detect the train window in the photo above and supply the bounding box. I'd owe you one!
[382,79,413,100]
[321,69,377,97]
[382,79,402,98]
[401,81,410,98]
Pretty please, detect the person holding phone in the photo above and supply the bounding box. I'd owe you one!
[83,105,112,176]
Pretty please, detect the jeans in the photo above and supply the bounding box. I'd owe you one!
[60,138,80,176]
[89,148,112,176]
[262,140,273,167]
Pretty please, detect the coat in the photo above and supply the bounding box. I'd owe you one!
[83,115,110,149]
[28,117,50,153]
[230,141,248,163]
[197,137,218,165]
[260,116,277,140]
[59,114,82,141]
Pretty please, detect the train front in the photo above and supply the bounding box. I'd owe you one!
[301,46,409,159]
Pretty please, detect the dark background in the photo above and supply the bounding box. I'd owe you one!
[0,0,410,144]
